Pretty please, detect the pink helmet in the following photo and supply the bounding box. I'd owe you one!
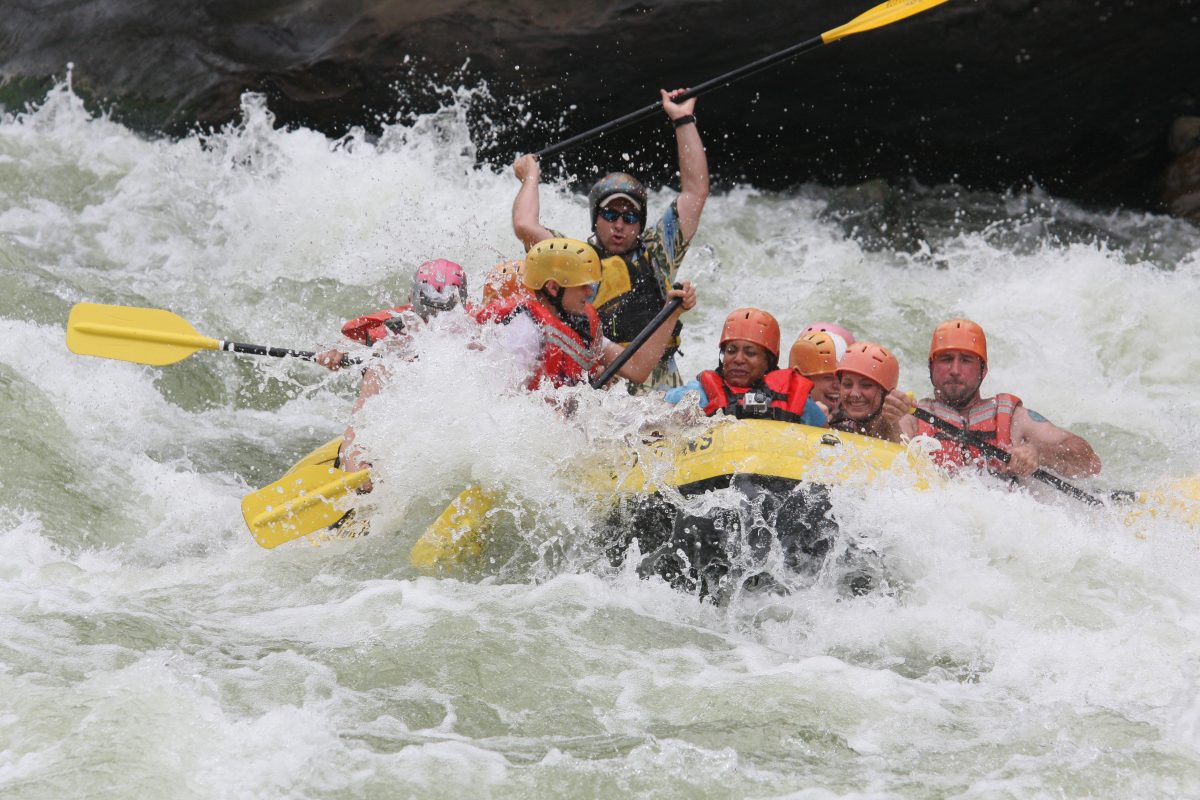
[801,322,856,347]
[411,259,468,320]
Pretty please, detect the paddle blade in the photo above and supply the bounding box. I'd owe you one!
[241,464,371,549]
[410,486,496,570]
[66,302,220,366]
[1124,475,1200,531]
[822,0,950,44]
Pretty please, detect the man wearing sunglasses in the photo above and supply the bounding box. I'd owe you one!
[511,88,709,393]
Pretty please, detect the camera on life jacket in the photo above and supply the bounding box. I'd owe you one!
[739,391,770,414]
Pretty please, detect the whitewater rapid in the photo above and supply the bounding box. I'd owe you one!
[2,79,1200,798]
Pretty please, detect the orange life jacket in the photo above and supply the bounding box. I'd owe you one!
[697,369,814,423]
[483,296,605,389]
[915,393,1022,471]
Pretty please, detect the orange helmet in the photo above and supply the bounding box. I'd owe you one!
[720,308,780,357]
[838,342,900,392]
[929,319,987,365]
[788,331,838,377]
[482,259,526,305]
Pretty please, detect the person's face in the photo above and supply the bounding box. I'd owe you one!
[594,198,641,254]
[839,373,884,421]
[808,372,841,412]
[722,341,771,387]
[930,350,985,408]
[557,283,595,315]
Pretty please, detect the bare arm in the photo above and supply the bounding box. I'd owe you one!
[602,282,696,384]
[1008,405,1102,478]
[338,362,387,475]
[512,154,554,251]
[661,89,708,244]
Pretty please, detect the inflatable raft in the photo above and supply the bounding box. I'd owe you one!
[409,419,939,597]
[248,420,1199,597]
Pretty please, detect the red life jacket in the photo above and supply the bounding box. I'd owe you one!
[915,393,1022,471]
[473,298,512,324]
[483,296,606,389]
[344,303,478,346]
[342,305,414,345]
[697,369,814,423]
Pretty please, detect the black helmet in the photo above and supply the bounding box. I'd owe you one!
[588,172,648,231]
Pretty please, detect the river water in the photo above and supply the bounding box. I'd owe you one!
[2,78,1200,798]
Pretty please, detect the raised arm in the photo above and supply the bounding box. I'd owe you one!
[512,154,554,251]
[661,89,709,244]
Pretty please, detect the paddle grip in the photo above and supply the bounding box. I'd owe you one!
[590,285,684,390]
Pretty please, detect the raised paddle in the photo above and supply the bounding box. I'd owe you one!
[66,302,358,367]
[411,292,688,569]
[536,0,951,159]
[911,407,1105,507]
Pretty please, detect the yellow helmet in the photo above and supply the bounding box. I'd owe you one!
[522,238,601,291]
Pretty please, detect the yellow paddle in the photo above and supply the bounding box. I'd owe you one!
[66,302,357,367]
[241,458,496,552]
[1123,476,1200,530]
[822,0,951,44]
[409,486,498,569]
[241,462,371,549]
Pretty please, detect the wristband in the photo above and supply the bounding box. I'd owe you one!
[672,114,696,129]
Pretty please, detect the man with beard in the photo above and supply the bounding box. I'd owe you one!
[510,88,709,393]
[898,319,1101,478]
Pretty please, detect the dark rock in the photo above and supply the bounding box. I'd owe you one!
[1162,116,1200,222]
[2,0,1199,214]
[1168,116,1200,156]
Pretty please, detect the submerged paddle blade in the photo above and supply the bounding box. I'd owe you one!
[822,0,951,44]
[67,302,220,366]
[1124,475,1200,531]
[242,464,371,549]
[410,486,496,570]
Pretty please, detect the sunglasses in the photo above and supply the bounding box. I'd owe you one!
[598,208,640,225]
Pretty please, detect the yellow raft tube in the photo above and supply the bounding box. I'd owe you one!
[256,420,1198,575]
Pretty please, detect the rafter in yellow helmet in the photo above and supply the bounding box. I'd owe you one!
[522,238,602,290]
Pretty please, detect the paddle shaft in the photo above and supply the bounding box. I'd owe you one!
[912,408,1104,507]
[590,290,684,389]
[536,34,827,159]
[220,339,359,366]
